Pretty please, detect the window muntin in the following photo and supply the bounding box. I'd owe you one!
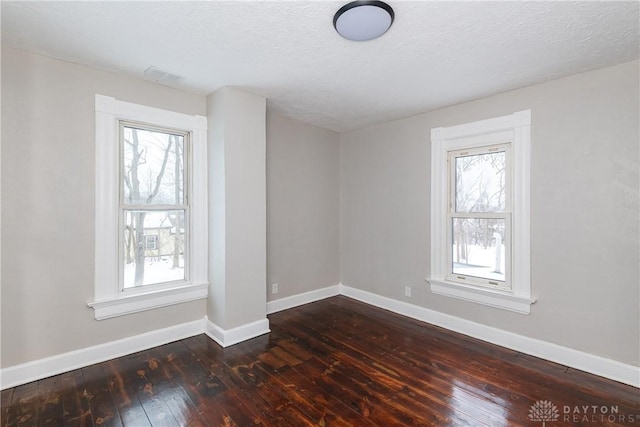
[119,122,189,290]
[446,144,511,289]
[144,234,158,250]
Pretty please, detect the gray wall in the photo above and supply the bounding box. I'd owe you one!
[1,47,208,367]
[340,60,640,366]
[266,113,341,300]
[207,87,267,329]
[3,45,637,371]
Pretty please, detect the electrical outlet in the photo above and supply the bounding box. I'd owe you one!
[271,283,278,294]
[404,286,412,297]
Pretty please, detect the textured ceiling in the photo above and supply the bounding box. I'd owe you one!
[2,1,638,131]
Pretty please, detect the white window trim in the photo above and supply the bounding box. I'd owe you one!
[428,110,535,314]
[89,94,208,320]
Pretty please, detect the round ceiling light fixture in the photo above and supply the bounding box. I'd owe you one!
[333,1,395,42]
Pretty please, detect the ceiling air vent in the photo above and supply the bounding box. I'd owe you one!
[144,66,185,85]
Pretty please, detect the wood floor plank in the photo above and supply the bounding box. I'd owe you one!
[1,388,14,427]
[259,352,375,426]
[99,355,149,427]
[280,319,486,426]
[37,374,66,426]
[106,350,178,427]
[285,302,536,424]
[4,296,639,426]
[81,363,123,427]
[161,339,262,426]
[56,370,91,427]
[335,297,640,421]
[321,298,640,423]
[267,346,303,367]
[10,381,40,427]
[183,333,294,426]
[144,344,210,427]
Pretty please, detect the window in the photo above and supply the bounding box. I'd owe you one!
[89,95,208,320]
[121,123,188,289]
[448,144,510,289]
[428,110,534,314]
[144,235,158,251]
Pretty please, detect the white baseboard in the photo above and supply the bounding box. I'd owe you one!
[1,314,272,389]
[0,318,204,390]
[205,317,270,347]
[3,285,637,390]
[266,284,342,314]
[341,285,640,388]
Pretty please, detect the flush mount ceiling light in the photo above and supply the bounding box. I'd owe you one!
[333,0,395,41]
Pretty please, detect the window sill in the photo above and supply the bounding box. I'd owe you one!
[88,283,208,320]
[426,279,535,314]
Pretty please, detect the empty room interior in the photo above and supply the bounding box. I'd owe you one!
[1,1,639,426]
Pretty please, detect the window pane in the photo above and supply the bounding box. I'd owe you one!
[123,210,186,288]
[452,218,505,282]
[122,126,185,205]
[455,151,505,213]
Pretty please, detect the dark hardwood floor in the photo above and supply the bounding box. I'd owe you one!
[2,296,638,426]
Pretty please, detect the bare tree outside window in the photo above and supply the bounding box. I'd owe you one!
[121,125,188,288]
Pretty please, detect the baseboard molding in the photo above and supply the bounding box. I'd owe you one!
[2,315,272,389]
[205,317,270,347]
[341,285,640,388]
[0,318,204,390]
[266,284,342,314]
[3,285,637,389]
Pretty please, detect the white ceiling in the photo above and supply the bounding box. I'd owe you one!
[2,1,638,132]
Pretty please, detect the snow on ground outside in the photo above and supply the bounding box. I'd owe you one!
[124,257,184,288]
[453,244,506,281]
